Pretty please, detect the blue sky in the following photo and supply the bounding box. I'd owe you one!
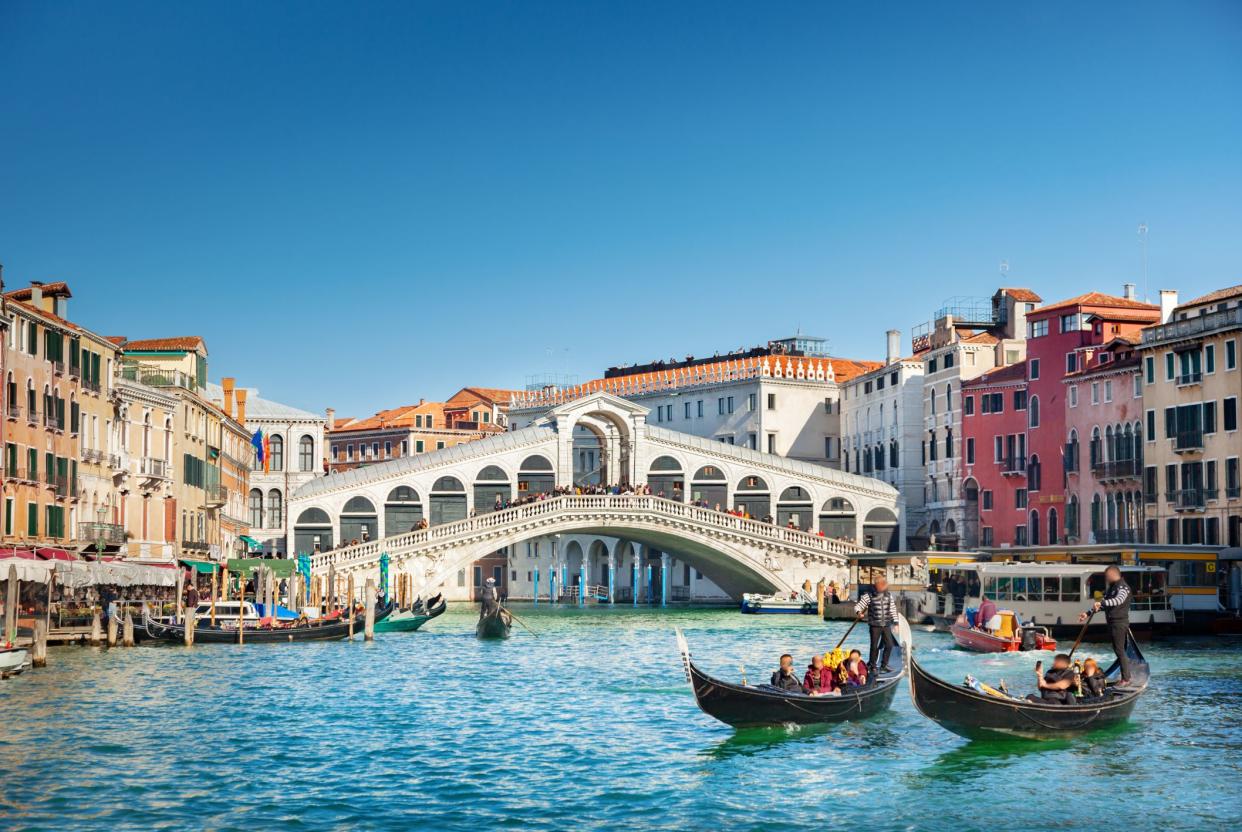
[2,1,1239,417]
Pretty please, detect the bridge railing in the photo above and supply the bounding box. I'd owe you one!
[309,494,876,573]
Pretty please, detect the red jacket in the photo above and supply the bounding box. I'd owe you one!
[844,660,868,686]
[803,665,835,694]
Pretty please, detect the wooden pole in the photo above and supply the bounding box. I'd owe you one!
[237,571,245,646]
[90,608,102,645]
[364,578,375,641]
[210,569,218,627]
[185,610,196,647]
[817,579,826,618]
[328,564,337,614]
[4,563,17,645]
[347,573,355,640]
[122,611,135,647]
[106,612,118,647]
[32,618,48,667]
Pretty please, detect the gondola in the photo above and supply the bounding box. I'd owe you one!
[674,620,909,728]
[907,627,1150,740]
[143,600,394,644]
[375,594,447,633]
[476,605,512,640]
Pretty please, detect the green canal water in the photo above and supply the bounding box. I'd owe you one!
[1,606,1239,831]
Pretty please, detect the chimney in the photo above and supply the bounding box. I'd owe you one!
[1123,282,1136,301]
[886,329,901,365]
[419,398,425,406]
[235,388,248,425]
[1159,289,1179,323]
[221,377,235,419]
[30,281,44,309]
[326,407,336,430]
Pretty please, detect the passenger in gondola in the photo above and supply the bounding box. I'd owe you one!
[1029,654,1077,704]
[803,654,838,696]
[770,654,803,692]
[1079,565,1133,685]
[853,575,899,675]
[843,650,868,686]
[1078,657,1107,700]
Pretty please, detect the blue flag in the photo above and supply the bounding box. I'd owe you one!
[251,428,264,463]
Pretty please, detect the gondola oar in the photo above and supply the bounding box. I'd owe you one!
[834,614,863,650]
[500,605,538,637]
[1068,609,1094,659]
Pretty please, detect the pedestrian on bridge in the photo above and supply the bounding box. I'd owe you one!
[853,575,899,676]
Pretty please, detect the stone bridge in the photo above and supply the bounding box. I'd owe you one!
[289,392,903,598]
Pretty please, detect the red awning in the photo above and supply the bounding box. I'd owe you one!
[0,547,40,559]
[35,547,77,561]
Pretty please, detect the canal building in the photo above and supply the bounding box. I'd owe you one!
[1137,284,1242,547]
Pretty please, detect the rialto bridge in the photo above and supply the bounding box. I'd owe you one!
[289,393,904,601]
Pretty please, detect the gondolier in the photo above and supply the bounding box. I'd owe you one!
[480,577,501,615]
[1079,565,1132,684]
[854,575,899,674]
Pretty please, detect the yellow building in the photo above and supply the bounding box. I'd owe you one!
[1137,285,1242,547]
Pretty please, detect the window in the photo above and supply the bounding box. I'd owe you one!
[964,396,974,416]
[1016,489,1027,509]
[269,435,284,470]
[401,440,408,456]
[684,401,691,419]
[1014,390,1027,411]
[1133,373,1142,398]
[1206,343,1216,374]
[1029,359,1040,380]
[1069,386,1078,408]
[982,490,993,510]
[1165,351,1175,381]
[267,490,282,528]
[966,437,975,464]
[436,441,445,450]
[1103,380,1112,403]
[727,396,734,414]
[384,441,392,458]
[415,440,424,453]
[1227,340,1237,371]
[1028,395,1040,428]
[1145,356,1155,384]
[696,400,703,418]
[248,489,264,528]
[1060,313,1080,333]
[346,444,354,461]
[415,415,423,428]
[1067,353,1077,373]
[299,435,315,471]
[1028,319,1048,338]
[767,434,776,453]
[717,398,724,415]
[927,358,937,374]
[981,527,994,546]
[766,393,775,410]
[944,353,955,369]
[1225,397,1238,432]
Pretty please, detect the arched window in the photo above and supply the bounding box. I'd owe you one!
[1028,395,1040,428]
[945,383,953,412]
[1091,494,1102,534]
[267,490,282,528]
[1028,454,1041,492]
[1090,426,1102,467]
[1048,507,1059,545]
[1029,509,1041,546]
[1067,495,1080,538]
[269,434,284,471]
[299,435,315,472]
[248,488,264,528]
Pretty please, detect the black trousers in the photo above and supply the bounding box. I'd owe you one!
[868,624,895,671]
[1109,621,1132,682]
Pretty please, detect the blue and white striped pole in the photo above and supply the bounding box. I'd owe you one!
[646,564,653,605]
[579,562,586,606]
[632,560,639,607]
[533,566,539,606]
[561,564,567,603]
[607,560,615,605]
[661,557,668,608]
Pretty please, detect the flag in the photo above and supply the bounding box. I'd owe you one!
[263,434,271,473]
[251,429,264,467]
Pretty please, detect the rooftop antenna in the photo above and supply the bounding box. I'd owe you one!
[1138,223,1149,302]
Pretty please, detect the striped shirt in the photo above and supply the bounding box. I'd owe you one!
[854,591,900,626]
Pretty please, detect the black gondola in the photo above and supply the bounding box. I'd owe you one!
[907,628,1150,740]
[476,606,512,640]
[143,601,394,644]
[674,625,907,728]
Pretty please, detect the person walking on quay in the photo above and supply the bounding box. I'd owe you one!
[853,575,900,675]
[1079,565,1132,685]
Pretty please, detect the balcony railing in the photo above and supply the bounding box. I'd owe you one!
[1174,429,1204,453]
[83,378,101,394]
[68,362,82,380]
[4,466,37,484]
[52,360,65,376]
[205,484,228,507]
[109,453,124,470]
[82,448,106,465]
[1228,486,1241,500]
[1001,456,1026,476]
[4,403,18,421]
[1095,529,1143,544]
[1142,305,1242,348]
[181,540,210,552]
[79,522,126,545]
[1175,371,1203,387]
[26,408,39,425]
[119,361,199,391]
[44,412,63,431]
[1093,459,1142,480]
[1171,489,1212,511]
[140,457,170,479]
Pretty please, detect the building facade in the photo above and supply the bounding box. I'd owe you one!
[1138,285,1242,547]
[961,362,1031,547]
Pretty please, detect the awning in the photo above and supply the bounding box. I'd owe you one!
[55,560,178,589]
[238,535,263,551]
[226,558,296,578]
[1,556,56,582]
[36,547,77,561]
[179,559,219,574]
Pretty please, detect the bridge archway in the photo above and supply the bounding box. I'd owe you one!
[294,507,333,553]
[341,496,378,544]
[474,465,511,513]
[647,455,685,502]
[777,486,813,531]
[517,455,554,498]
[734,475,770,519]
[690,465,727,508]
[820,497,856,541]
[430,476,467,525]
[384,486,422,537]
[864,507,899,552]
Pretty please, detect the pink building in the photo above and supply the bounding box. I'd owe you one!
[1063,337,1147,544]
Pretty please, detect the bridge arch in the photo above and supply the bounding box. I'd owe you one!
[341,496,378,544]
[474,464,512,513]
[820,497,857,542]
[863,506,900,552]
[384,486,422,537]
[430,476,467,526]
[777,486,813,531]
[734,474,770,519]
[518,454,555,499]
[294,507,333,553]
[647,455,686,502]
[690,464,728,508]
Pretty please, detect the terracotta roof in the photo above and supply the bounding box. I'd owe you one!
[120,336,206,352]
[1035,292,1160,315]
[6,299,79,331]
[328,400,469,434]
[1084,308,1163,324]
[1180,284,1242,310]
[447,387,520,406]
[962,361,1028,388]
[1000,288,1042,303]
[4,281,72,301]
[962,331,1000,345]
[105,335,126,345]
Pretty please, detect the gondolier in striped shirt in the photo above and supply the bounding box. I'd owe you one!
[854,575,899,675]
[1079,565,1132,685]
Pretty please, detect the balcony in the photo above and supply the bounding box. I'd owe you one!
[83,378,101,394]
[79,522,126,545]
[43,412,62,431]
[26,408,39,425]
[1142,305,1242,348]
[1095,529,1143,544]
[68,362,81,380]
[1093,459,1142,481]
[181,539,210,553]
[1175,371,1203,387]
[1228,486,1241,500]
[4,403,17,422]
[140,457,170,479]
[5,466,37,485]
[1171,489,1210,511]
[52,360,65,376]
[205,484,228,508]
[81,448,106,466]
[1174,429,1203,453]
[119,361,199,392]
[1000,456,1026,476]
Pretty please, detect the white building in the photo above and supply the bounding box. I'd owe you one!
[840,330,926,545]
[915,289,1035,549]
[207,379,326,557]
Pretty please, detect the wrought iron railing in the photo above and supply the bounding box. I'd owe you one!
[79,522,126,545]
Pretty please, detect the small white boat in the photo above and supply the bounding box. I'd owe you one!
[1,646,31,678]
[740,592,817,614]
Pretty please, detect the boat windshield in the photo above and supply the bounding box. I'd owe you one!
[983,574,1081,603]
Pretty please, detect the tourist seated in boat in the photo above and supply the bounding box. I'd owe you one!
[975,595,999,633]
[1028,654,1078,705]
[803,654,840,696]
[1078,658,1107,700]
[770,654,803,692]
[843,650,868,686]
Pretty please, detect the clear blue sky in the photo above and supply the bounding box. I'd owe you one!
[2,2,1239,417]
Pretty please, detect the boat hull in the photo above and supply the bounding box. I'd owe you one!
[740,599,816,614]
[476,607,511,639]
[1,647,30,678]
[907,631,1149,741]
[375,599,447,633]
[144,602,394,644]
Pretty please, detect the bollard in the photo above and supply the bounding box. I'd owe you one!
[90,609,103,645]
[122,612,135,647]
[817,580,826,618]
[184,612,196,647]
[364,578,376,641]
[32,619,48,668]
[106,614,118,647]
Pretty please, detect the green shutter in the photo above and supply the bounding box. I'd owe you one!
[28,323,37,356]
[28,448,37,477]
[4,500,11,535]
[27,502,38,536]
[5,444,15,477]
